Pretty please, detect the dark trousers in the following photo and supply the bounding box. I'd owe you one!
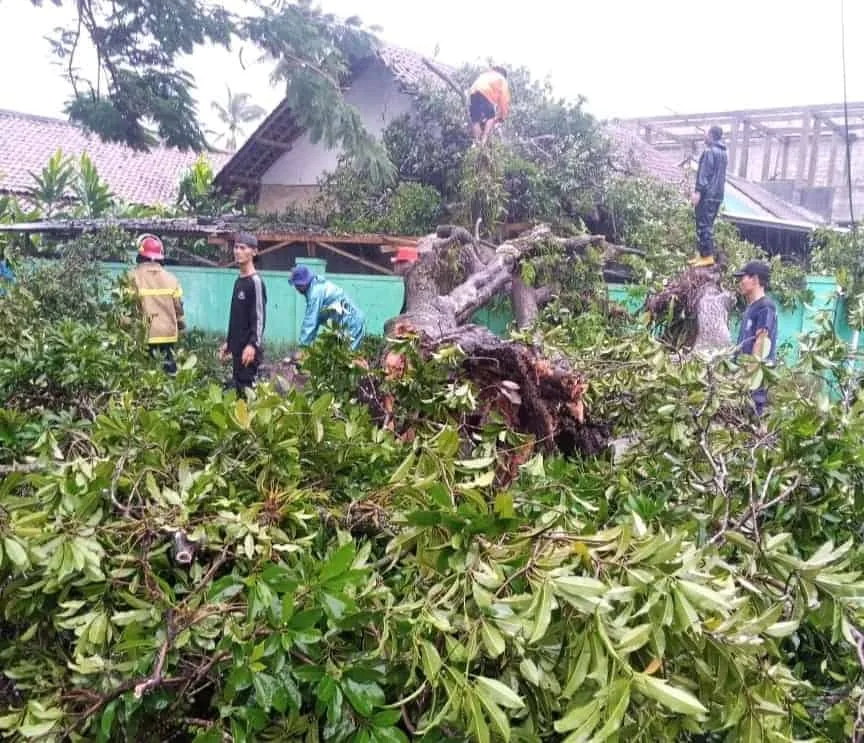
[752,388,768,417]
[148,343,176,375]
[695,198,721,257]
[226,352,260,398]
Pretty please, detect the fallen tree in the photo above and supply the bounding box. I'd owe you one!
[375,224,641,458]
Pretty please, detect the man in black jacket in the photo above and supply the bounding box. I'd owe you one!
[689,125,728,268]
[220,232,267,397]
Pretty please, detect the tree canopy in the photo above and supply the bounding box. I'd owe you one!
[36,0,392,178]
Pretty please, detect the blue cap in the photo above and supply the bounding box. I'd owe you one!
[291,265,313,288]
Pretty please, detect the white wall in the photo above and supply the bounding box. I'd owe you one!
[260,60,414,186]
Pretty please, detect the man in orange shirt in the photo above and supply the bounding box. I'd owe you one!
[468,66,511,145]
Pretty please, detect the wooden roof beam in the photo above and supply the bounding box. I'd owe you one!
[315,240,394,275]
[623,102,864,125]
[254,136,294,149]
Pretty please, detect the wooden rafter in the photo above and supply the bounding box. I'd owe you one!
[315,241,393,275]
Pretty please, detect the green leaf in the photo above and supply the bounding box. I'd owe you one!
[18,720,59,738]
[563,639,592,698]
[475,690,511,742]
[555,699,600,733]
[371,727,409,743]
[474,677,524,709]
[371,709,401,727]
[319,543,356,583]
[98,700,118,742]
[455,456,496,470]
[592,679,631,740]
[676,580,728,613]
[321,591,349,621]
[480,620,506,658]
[528,582,553,644]
[618,624,652,654]
[519,657,542,686]
[634,674,708,717]
[419,640,442,680]
[3,537,29,569]
[494,492,515,518]
[253,672,279,711]
[389,451,415,484]
[342,678,385,717]
[467,691,491,743]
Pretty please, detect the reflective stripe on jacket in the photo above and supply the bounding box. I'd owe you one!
[129,263,185,344]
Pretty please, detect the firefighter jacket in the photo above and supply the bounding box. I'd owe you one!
[129,263,186,344]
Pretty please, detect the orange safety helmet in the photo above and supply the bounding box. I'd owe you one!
[137,233,165,261]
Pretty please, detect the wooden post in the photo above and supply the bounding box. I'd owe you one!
[796,113,811,183]
[738,120,752,177]
[781,137,791,178]
[826,130,841,188]
[807,116,822,186]
[727,117,741,174]
[761,136,773,181]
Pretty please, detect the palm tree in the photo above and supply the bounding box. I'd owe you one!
[210,87,267,151]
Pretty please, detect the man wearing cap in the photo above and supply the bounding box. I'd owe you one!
[128,234,185,374]
[220,232,267,396]
[733,260,777,415]
[290,265,365,350]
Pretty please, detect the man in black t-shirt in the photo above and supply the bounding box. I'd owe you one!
[733,260,777,416]
[220,232,267,396]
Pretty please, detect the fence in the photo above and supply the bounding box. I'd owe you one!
[104,260,846,356]
[103,258,405,345]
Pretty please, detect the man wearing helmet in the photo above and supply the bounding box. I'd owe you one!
[128,234,185,374]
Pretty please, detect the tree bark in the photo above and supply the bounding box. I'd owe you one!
[378,225,631,458]
[644,266,733,352]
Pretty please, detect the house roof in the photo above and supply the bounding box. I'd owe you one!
[724,174,827,228]
[0,109,231,206]
[214,44,454,196]
[604,124,688,187]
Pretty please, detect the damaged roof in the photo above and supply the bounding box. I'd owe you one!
[0,109,230,206]
[604,124,688,187]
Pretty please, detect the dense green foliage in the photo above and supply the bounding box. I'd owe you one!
[38,0,390,175]
[300,64,608,238]
[2,234,864,742]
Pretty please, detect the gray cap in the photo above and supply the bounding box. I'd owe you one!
[233,231,258,248]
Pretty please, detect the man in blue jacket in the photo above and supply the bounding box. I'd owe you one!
[689,125,728,268]
[291,265,366,350]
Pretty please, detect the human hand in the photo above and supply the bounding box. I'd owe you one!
[241,344,256,366]
[691,191,701,207]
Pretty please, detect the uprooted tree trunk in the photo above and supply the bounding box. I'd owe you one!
[644,266,735,353]
[380,224,636,461]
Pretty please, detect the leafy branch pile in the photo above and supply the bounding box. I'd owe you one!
[2,251,864,741]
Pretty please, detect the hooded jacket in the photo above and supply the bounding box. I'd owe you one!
[129,262,185,344]
[298,276,366,349]
[695,141,728,202]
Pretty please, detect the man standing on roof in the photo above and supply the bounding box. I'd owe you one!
[220,232,267,397]
[129,234,185,374]
[291,265,366,351]
[689,125,728,268]
[733,260,777,417]
[468,66,511,145]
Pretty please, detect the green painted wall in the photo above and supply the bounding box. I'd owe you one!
[105,260,846,357]
[103,258,405,345]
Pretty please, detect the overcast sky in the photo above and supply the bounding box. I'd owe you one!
[1,0,862,141]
